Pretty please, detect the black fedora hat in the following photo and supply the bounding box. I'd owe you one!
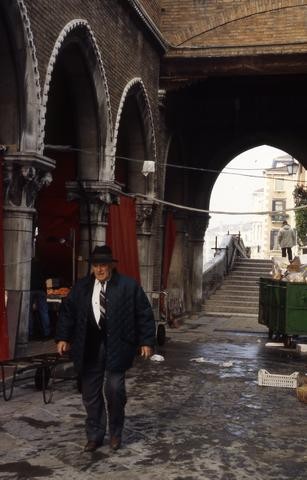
[90,245,117,264]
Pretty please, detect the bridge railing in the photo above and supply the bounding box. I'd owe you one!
[202,233,248,300]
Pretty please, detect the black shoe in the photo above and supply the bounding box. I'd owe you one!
[109,436,121,451]
[84,440,102,452]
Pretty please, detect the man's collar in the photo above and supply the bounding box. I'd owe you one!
[94,277,110,285]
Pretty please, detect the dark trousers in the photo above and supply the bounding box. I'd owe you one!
[281,247,293,262]
[29,290,51,337]
[81,341,126,444]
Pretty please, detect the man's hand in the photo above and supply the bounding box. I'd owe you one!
[140,346,153,359]
[57,340,71,356]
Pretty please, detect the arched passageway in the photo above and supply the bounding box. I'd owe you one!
[37,24,110,285]
[205,145,302,263]
[0,10,20,149]
[0,2,50,356]
[112,80,157,292]
[163,73,307,313]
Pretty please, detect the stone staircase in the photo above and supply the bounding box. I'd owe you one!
[202,258,273,317]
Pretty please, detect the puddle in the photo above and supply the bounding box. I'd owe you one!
[0,461,53,478]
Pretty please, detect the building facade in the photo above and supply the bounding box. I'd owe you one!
[3,1,307,356]
[0,0,168,355]
[262,156,299,260]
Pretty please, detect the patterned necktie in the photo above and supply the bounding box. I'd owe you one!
[99,281,106,328]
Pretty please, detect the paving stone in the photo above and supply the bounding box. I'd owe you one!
[1,315,307,479]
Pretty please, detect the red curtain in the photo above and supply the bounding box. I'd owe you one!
[161,212,176,289]
[36,152,79,286]
[0,157,9,360]
[106,196,140,283]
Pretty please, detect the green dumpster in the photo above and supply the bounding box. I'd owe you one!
[258,277,271,329]
[258,277,307,346]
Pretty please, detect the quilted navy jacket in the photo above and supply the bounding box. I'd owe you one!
[56,270,156,373]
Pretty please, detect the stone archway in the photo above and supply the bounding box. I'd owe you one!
[113,78,157,292]
[113,78,157,194]
[164,136,209,316]
[0,1,55,356]
[38,20,114,282]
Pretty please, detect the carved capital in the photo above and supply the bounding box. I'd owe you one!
[135,199,155,232]
[66,180,122,224]
[3,153,55,208]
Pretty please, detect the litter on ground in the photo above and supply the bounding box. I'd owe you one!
[150,354,165,362]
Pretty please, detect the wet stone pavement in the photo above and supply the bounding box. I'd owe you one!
[1,315,307,479]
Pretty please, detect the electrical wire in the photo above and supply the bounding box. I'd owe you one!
[44,144,306,184]
[133,192,307,216]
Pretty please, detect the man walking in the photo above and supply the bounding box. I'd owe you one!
[56,245,156,452]
[277,220,296,262]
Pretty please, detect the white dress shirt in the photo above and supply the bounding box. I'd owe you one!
[92,279,107,326]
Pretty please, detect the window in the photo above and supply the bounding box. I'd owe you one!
[270,230,279,250]
[271,199,286,222]
[274,178,285,191]
[272,199,285,211]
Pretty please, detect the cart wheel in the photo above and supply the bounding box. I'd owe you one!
[283,335,293,348]
[156,323,166,346]
[34,366,51,390]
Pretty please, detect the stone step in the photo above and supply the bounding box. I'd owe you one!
[223,279,260,285]
[202,258,271,317]
[233,267,272,274]
[235,258,272,263]
[202,311,258,317]
[234,266,272,272]
[220,285,259,291]
[202,304,258,314]
[230,271,271,277]
[215,285,259,292]
[213,292,259,300]
[236,260,272,265]
[205,298,259,307]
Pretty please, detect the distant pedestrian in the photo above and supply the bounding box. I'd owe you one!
[277,220,296,262]
[29,256,51,339]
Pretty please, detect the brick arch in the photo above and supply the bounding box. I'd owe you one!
[174,0,305,46]
[15,0,42,150]
[111,78,157,178]
[40,19,113,154]
[210,135,300,185]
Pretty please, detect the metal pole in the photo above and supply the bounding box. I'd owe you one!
[226,246,229,274]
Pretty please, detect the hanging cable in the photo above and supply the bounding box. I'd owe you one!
[131,192,307,216]
[44,144,307,184]
[45,145,307,184]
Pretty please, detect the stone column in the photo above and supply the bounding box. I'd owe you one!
[3,152,55,356]
[66,180,121,278]
[166,211,189,318]
[187,213,210,312]
[135,199,155,293]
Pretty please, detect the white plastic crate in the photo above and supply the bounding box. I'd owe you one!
[258,369,299,388]
[296,344,307,354]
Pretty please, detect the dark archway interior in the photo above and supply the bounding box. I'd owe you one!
[0,12,20,147]
[37,42,99,285]
[115,95,147,194]
[165,74,307,210]
[165,137,186,204]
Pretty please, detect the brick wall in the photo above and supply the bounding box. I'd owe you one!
[161,0,307,53]
[23,0,161,125]
[138,0,161,27]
